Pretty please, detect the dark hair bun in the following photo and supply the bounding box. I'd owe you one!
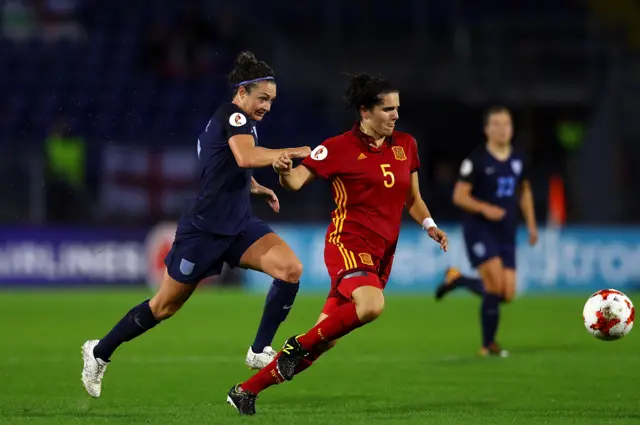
[234,51,258,69]
[351,73,373,90]
[228,51,275,92]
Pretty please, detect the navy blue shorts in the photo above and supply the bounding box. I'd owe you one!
[463,226,516,270]
[164,216,273,285]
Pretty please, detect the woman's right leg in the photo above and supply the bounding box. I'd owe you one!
[81,271,198,397]
[239,271,384,392]
[227,272,384,415]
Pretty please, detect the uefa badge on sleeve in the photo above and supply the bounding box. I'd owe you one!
[229,113,247,127]
[311,145,328,161]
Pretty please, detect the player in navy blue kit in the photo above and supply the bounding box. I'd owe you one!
[81,52,311,397]
[434,106,538,357]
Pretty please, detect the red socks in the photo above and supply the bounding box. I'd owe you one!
[241,353,284,394]
[294,347,326,375]
[241,346,330,394]
[297,302,362,350]
[240,303,363,395]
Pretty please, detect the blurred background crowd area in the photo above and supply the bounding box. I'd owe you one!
[1,0,639,226]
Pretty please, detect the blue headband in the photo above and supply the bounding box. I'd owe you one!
[235,76,275,87]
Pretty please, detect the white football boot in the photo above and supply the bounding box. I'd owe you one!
[81,340,108,397]
[245,346,277,369]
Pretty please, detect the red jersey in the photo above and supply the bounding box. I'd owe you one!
[302,124,421,260]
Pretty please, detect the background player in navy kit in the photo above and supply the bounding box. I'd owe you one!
[81,52,311,397]
[434,106,538,357]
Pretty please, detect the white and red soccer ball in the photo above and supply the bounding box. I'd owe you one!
[583,289,635,341]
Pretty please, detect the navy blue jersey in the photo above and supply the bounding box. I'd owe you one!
[458,145,528,241]
[185,103,258,235]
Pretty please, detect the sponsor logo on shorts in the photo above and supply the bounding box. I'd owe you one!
[358,153,367,160]
[392,146,407,161]
[358,252,374,266]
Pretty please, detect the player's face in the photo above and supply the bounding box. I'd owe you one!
[239,82,277,121]
[484,112,513,145]
[362,92,400,137]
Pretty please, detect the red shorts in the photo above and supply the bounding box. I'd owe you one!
[321,235,396,315]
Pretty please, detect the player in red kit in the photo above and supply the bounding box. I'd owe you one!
[226,73,449,415]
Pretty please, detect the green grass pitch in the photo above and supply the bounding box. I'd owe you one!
[0,289,639,424]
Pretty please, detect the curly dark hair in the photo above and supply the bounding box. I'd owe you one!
[344,73,398,121]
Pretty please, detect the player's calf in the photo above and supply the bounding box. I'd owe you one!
[149,299,184,320]
[501,268,517,303]
[92,299,160,363]
[242,237,303,358]
[250,278,300,359]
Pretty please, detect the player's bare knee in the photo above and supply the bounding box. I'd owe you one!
[275,260,303,283]
[355,297,385,323]
[481,271,503,294]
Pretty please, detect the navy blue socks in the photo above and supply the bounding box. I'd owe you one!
[481,293,501,347]
[251,279,299,352]
[93,299,159,362]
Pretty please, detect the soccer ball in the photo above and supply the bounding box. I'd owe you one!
[583,289,635,341]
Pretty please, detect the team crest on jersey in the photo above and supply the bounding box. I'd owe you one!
[311,145,328,161]
[229,112,247,127]
[511,159,522,176]
[358,253,374,266]
[392,146,407,161]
